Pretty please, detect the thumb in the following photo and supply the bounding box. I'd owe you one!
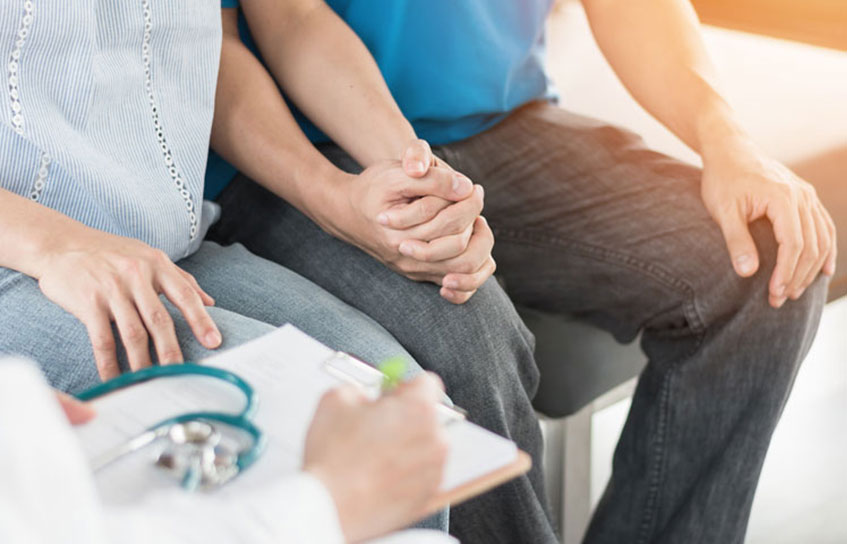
[55,391,96,425]
[402,139,434,178]
[717,207,760,277]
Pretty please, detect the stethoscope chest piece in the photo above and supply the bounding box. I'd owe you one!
[155,420,240,491]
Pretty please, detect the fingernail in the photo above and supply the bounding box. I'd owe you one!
[377,213,389,226]
[735,255,754,275]
[452,174,472,196]
[398,241,414,256]
[205,330,221,347]
[410,161,426,174]
[774,284,786,297]
[443,278,459,289]
[774,296,787,308]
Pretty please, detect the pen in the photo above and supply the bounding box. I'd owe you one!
[378,356,469,420]
[322,351,467,421]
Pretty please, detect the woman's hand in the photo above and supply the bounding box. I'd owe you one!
[35,231,221,380]
[317,139,494,305]
[303,373,449,543]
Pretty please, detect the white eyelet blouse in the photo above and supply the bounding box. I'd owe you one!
[0,1,222,260]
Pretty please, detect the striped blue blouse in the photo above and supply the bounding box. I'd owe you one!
[0,1,221,260]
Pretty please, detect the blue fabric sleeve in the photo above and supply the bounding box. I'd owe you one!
[221,0,239,7]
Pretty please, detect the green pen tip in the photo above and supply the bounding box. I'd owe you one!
[378,356,407,389]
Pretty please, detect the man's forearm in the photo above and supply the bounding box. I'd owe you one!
[581,0,748,155]
[210,14,348,234]
[239,0,415,167]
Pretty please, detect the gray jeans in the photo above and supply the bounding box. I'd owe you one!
[211,102,827,544]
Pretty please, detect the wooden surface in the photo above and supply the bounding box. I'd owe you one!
[691,0,847,50]
[424,450,532,514]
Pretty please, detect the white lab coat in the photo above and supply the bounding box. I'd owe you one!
[0,359,455,544]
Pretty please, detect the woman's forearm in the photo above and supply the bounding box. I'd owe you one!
[239,0,416,167]
[0,188,91,278]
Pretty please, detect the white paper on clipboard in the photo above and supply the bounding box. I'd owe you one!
[74,325,519,507]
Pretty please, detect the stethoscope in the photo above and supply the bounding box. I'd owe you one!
[76,364,266,492]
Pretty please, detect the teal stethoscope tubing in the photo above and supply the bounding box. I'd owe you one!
[76,363,266,472]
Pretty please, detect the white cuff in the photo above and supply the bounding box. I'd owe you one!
[245,472,345,544]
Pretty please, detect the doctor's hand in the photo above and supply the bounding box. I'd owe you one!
[55,391,96,425]
[303,373,449,544]
[35,229,221,380]
[701,135,836,308]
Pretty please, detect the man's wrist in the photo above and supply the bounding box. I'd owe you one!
[301,162,356,240]
[694,97,754,160]
[357,120,417,167]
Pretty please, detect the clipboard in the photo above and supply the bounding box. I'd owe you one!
[321,350,533,511]
[425,450,532,513]
[75,325,532,511]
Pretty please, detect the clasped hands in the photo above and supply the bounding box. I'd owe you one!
[320,139,495,304]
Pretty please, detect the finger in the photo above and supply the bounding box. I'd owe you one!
[819,201,838,276]
[423,371,446,393]
[84,309,121,381]
[110,294,153,371]
[379,196,451,229]
[404,185,484,241]
[178,268,215,306]
[786,201,819,300]
[158,271,222,350]
[442,255,497,294]
[440,216,494,275]
[133,285,183,365]
[795,203,831,297]
[394,373,443,404]
[440,287,476,304]
[55,391,96,425]
[394,215,494,283]
[715,204,759,277]
[398,167,473,201]
[402,139,434,178]
[319,384,368,414]
[767,201,804,308]
[399,223,473,262]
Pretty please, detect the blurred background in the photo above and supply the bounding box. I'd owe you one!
[546,1,846,542]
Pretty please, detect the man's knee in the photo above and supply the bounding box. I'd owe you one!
[416,278,539,403]
[699,217,826,394]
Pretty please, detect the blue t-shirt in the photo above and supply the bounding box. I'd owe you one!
[207,0,556,199]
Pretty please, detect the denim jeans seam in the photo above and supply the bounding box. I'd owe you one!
[640,327,706,543]
[635,365,674,544]
[493,227,707,334]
